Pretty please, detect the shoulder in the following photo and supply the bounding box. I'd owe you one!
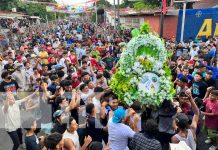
[171,134,180,143]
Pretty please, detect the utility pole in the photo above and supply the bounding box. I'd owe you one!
[117,0,120,34]
[95,1,98,25]
[160,1,164,38]
[114,0,116,30]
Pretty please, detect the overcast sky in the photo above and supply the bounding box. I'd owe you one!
[107,0,124,5]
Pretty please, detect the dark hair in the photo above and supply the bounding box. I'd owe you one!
[81,72,89,78]
[57,70,65,78]
[210,90,218,96]
[86,103,95,115]
[96,74,103,80]
[45,132,63,149]
[63,80,72,86]
[87,141,103,150]
[82,61,87,65]
[55,96,66,105]
[22,117,36,131]
[80,83,87,91]
[81,55,88,60]
[94,87,104,93]
[68,116,75,125]
[84,80,92,85]
[1,71,9,79]
[131,101,142,112]
[144,119,158,137]
[33,67,38,71]
[195,72,203,78]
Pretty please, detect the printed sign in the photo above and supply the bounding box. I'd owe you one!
[138,72,160,94]
[177,8,218,42]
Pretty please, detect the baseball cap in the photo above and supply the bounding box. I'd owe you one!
[31,54,37,58]
[189,60,194,65]
[71,73,78,78]
[112,108,125,123]
[16,55,22,60]
[53,110,64,118]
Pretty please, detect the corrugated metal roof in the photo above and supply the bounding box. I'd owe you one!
[193,0,218,8]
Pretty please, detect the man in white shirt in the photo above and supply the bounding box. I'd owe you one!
[108,108,136,150]
[63,117,92,150]
[59,51,71,73]
[12,63,28,91]
[92,87,104,114]
[2,91,37,150]
[190,45,199,60]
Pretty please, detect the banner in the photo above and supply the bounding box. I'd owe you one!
[46,6,94,14]
[176,8,218,42]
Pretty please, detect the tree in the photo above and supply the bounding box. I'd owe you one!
[120,0,134,8]
[133,0,156,11]
[97,0,112,8]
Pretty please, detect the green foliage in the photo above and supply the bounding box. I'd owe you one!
[140,22,150,34]
[97,0,112,8]
[133,1,156,11]
[137,46,159,58]
[120,0,134,8]
[0,0,58,21]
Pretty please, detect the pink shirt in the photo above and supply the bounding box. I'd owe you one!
[204,98,218,130]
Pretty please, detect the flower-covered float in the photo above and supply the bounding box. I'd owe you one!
[110,23,175,106]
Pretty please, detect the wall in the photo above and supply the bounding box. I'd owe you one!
[163,16,178,39]
[144,15,178,39]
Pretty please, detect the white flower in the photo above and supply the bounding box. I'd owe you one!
[159,69,165,75]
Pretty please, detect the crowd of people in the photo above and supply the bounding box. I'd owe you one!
[0,17,218,150]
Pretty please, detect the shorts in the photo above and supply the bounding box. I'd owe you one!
[41,122,53,135]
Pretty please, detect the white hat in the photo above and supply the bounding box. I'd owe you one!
[170,141,192,150]
[31,54,37,58]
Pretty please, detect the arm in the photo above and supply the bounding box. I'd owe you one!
[201,111,216,116]
[66,91,77,112]
[17,90,39,103]
[3,97,9,113]
[80,136,92,150]
[185,90,199,133]
[100,101,108,120]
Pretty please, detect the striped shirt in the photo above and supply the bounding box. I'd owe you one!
[130,133,162,150]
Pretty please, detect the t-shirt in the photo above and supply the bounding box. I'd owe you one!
[63,130,80,150]
[0,79,19,94]
[130,133,162,150]
[108,118,135,150]
[176,47,183,57]
[190,49,198,60]
[92,97,101,114]
[204,99,218,130]
[87,117,104,142]
[192,81,207,99]
[182,47,190,56]
[25,135,41,150]
[4,64,15,74]
[2,100,22,132]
